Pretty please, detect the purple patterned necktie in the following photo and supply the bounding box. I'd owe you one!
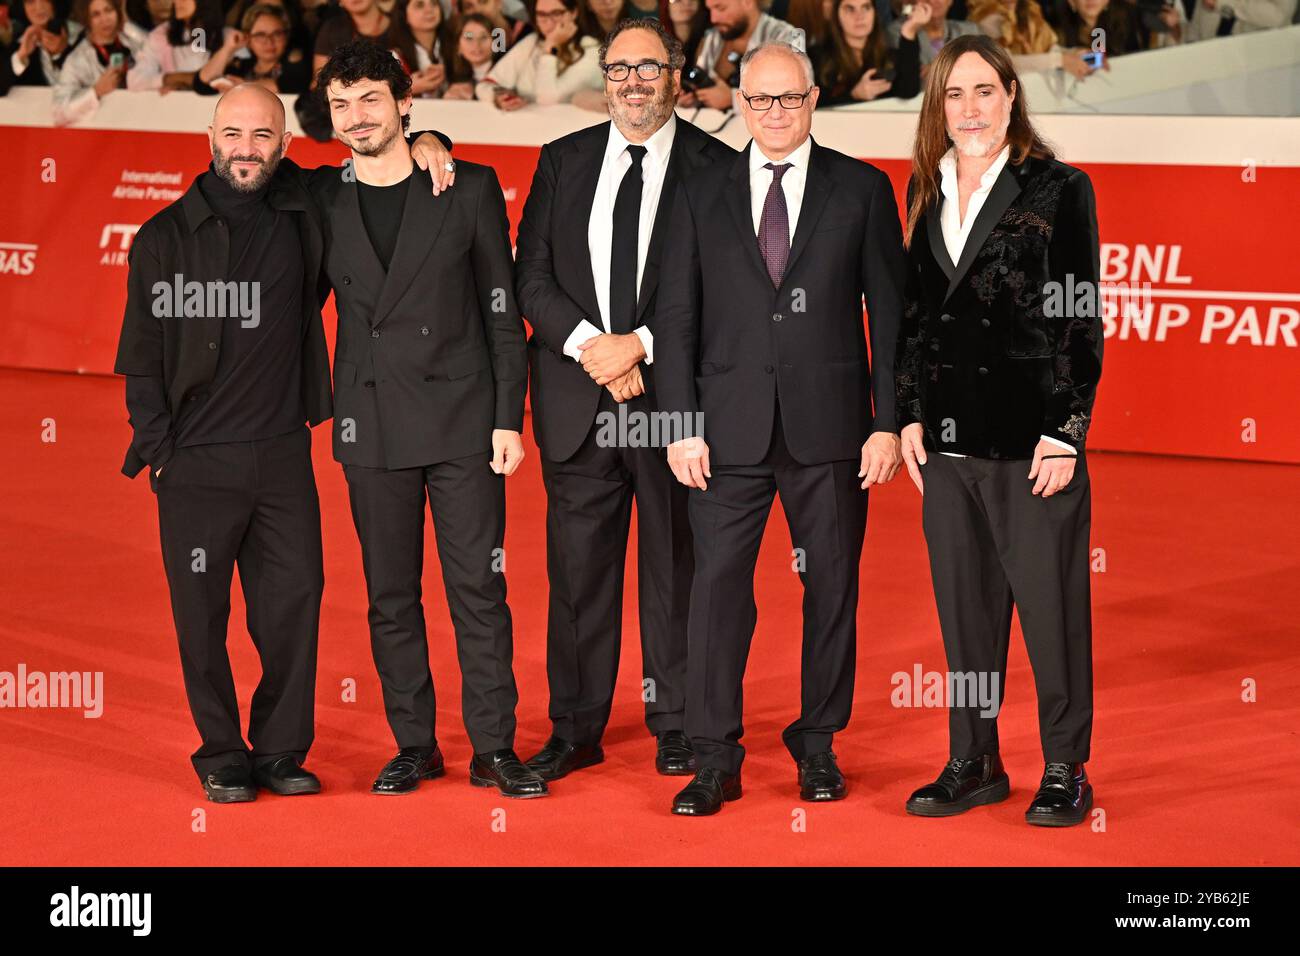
[757,162,791,288]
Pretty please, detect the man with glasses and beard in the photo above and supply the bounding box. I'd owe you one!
[114,83,453,803]
[514,18,735,783]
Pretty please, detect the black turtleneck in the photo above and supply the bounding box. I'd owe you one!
[173,164,306,447]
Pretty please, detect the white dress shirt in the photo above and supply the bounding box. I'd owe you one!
[936,145,1075,457]
[748,135,812,240]
[562,115,678,364]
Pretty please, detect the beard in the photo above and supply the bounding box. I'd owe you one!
[948,100,1012,158]
[340,119,401,157]
[718,19,746,40]
[608,77,677,137]
[212,141,283,192]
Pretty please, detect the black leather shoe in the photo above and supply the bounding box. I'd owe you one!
[251,756,321,795]
[905,754,1010,817]
[371,746,445,795]
[470,749,548,798]
[798,751,846,801]
[655,730,696,776]
[671,767,742,816]
[202,764,257,804]
[1025,762,1092,827]
[524,735,604,781]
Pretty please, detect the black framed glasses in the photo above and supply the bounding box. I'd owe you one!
[602,60,670,82]
[740,88,813,111]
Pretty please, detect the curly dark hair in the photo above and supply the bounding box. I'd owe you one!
[599,16,684,73]
[315,37,414,132]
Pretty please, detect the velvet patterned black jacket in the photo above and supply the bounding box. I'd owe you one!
[895,154,1102,459]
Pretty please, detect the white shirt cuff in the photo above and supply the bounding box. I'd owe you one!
[1041,435,1077,454]
[11,50,27,76]
[562,318,604,362]
[633,326,654,365]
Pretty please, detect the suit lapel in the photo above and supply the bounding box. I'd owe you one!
[372,167,451,329]
[636,125,698,323]
[336,178,387,312]
[926,199,954,279]
[944,161,1022,303]
[726,143,770,283]
[564,128,606,320]
[781,139,830,288]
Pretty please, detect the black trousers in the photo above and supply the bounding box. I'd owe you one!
[539,391,693,746]
[920,451,1093,763]
[342,452,518,755]
[154,426,323,781]
[685,410,867,774]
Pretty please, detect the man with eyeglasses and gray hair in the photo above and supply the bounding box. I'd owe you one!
[514,17,737,784]
[655,38,908,815]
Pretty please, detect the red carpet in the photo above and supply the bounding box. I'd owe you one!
[0,366,1296,866]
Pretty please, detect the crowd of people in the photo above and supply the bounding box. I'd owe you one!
[1,0,1297,123]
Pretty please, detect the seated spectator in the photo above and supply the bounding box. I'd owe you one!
[579,0,630,40]
[52,0,148,123]
[967,0,1092,76]
[659,0,710,66]
[815,0,921,104]
[683,0,801,109]
[476,0,603,108]
[443,9,500,95]
[1185,0,1296,39]
[195,2,311,92]
[6,0,83,86]
[389,0,453,94]
[460,0,529,44]
[887,0,978,66]
[313,0,389,76]
[225,0,311,52]
[1056,0,1145,54]
[128,0,230,91]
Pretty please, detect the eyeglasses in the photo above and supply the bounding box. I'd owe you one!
[534,9,567,21]
[602,60,669,82]
[249,29,287,41]
[740,88,813,111]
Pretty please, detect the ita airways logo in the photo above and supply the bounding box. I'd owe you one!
[0,241,37,276]
[99,224,140,266]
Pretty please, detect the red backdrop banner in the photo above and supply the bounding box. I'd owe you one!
[1,126,1296,462]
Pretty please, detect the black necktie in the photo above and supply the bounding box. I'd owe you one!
[610,144,647,335]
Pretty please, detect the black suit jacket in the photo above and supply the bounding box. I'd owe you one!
[655,138,907,467]
[895,155,1102,458]
[114,158,333,478]
[310,162,527,470]
[515,117,738,463]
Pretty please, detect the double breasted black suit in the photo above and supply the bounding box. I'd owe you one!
[311,164,527,470]
[895,153,1102,764]
[514,118,736,747]
[655,138,907,774]
[309,161,528,756]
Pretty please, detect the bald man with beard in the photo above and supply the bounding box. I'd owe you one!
[114,84,453,803]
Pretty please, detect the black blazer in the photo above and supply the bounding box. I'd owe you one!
[310,162,527,470]
[655,138,907,467]
[515,117,737,463]
[114,158,332,478]
[895,155,1102,458]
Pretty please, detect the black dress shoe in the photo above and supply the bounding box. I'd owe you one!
[371,745,445,795]
[202,764,257,804]
[905,754,1010,817]
[252,756,321,795]
[524,735,604,781]
[1025,762,1092,827]
[671,767,742,816]
[798,751,846,801]
[655,730,696,776]
[470,749,548,798]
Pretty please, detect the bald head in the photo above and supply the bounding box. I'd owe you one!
[208,84,291,193]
